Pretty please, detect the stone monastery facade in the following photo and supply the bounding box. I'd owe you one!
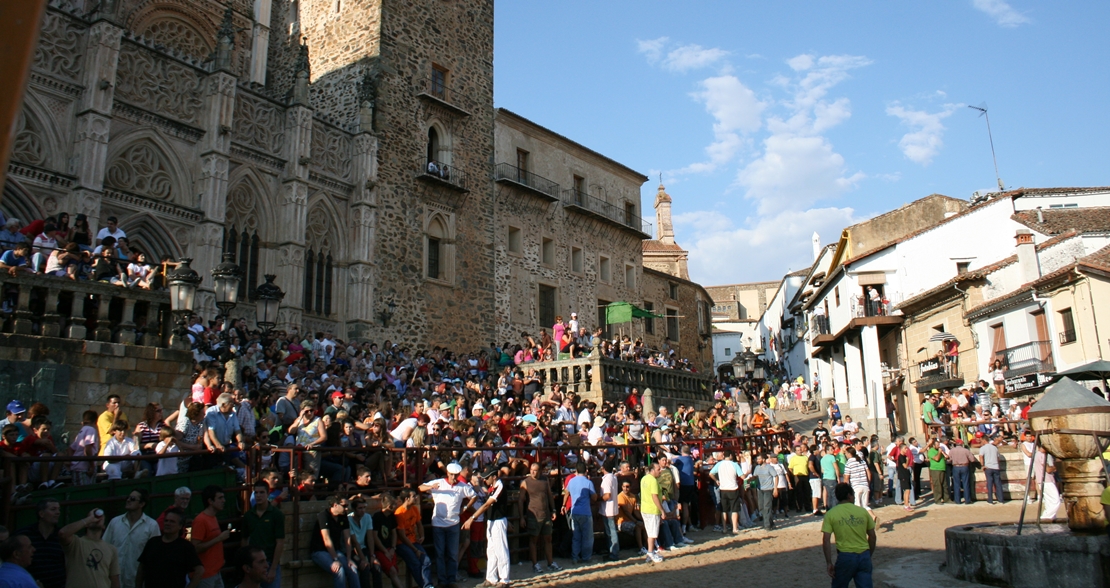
[6,0,712,365]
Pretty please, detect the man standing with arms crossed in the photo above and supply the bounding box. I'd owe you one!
[640,460,665,563]
[822,483,877,588]
[518,462,561,574]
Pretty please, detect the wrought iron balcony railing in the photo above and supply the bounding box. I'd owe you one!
[493,162,560,200]
[417,158,469,192]
[561,188,652,236]
[994,340,1055,378]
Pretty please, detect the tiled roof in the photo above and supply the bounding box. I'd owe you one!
[1011,207,1110,235]
[963,242,1110,317]
[642,240,686,252]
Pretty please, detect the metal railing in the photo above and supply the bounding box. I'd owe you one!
[560,188,652,235]
[994,340,1055,378]
[417,158,469,192]
[493,162,560,199]
[1059,329,1077,345]
[913,356,961,386]
[853,298,891,318]
[810,314,831,337]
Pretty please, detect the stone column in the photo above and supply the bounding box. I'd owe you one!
[71,19,123,231]
[345,131,379,341]
[274,105,313,331]
[192,70,238,320]
[250,0,272,85]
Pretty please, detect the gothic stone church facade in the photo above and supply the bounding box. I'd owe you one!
[7,0,713,363]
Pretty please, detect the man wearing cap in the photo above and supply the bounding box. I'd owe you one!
[1,400,28,440]
[418,463,477,588]
[464,466,511,588]
[568,313,579,337]
[947,438,974,505]
[324,391,346,419]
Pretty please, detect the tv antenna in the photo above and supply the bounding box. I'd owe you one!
[968,103,1004,192]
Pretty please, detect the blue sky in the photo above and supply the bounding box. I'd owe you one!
[492,1,1110,284]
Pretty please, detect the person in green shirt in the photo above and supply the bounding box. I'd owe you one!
[820,448,841,509]
[243,480,286,588]
[922,395,939,433]
[926,438,950,504]
[822,483,877,588]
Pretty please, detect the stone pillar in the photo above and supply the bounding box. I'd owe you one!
[1059,457,1107,531]
[275,105,313,331]
[346,132,379,341]
[250,0,272,85]
[70,19,123,231]
[192,71,238,320]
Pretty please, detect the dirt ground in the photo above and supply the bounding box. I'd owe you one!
[497,407,1040,588]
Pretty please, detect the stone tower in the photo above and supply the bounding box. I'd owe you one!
[642,183,689,279]
[286,0,498,347]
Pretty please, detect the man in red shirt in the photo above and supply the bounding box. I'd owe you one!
[192,485,231,587]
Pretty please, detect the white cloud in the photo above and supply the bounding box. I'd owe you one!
[681,207,861,283]
[886,102,960,165]
[636,37,669,63]
[972,0,1031,27]
[738,134,865,215]
[663,44,730,72]
[679,75,765,173]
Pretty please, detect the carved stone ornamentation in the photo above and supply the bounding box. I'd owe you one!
[277,244,304,267]
[306,204,335,253]
[233,94,285,155]
[310,121,352,180]
[226,183,261,235]
[11,110,47,167]
[74,113,111,144]
[33,11,84,80]
[115,42,204,124]
[105,142,174,200]
[348,263,374,285]
[135,17,213,62]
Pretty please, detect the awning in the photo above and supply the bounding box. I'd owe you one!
[857,272,887,286]
[605,301,664,325]
[929,332,959,343]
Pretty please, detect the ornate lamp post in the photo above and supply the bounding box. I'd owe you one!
[167,258,201,349]
[254,274,284,337]
[211,252,242,358]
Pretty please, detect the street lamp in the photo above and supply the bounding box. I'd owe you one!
[167,258,201,349]
[379,298,396,327]
[211,252,242,318]
[254,274,284,336]
[211,252,242,359]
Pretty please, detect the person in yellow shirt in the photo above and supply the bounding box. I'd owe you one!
[822,482,877,587]
[640,460,664,563]
[788,444,813,512]
[97,394,127,453]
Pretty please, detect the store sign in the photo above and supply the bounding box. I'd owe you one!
[1004,372,1053,395]
[918,359,942,377]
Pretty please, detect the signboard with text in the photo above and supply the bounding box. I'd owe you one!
[1004,372,1053,396]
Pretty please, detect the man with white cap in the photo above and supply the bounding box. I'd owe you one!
[419,463,477,588]
[464,465,511,588]
[568,313,579,337]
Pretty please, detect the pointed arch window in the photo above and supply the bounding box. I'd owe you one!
[223,225,261,299]
[304,205,336,316]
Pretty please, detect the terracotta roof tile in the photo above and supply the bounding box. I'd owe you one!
[1011,207,1110,235]
[642,240,687,252]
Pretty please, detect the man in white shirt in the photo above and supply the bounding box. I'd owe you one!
[418,463,477,587]
[95,216,126,245]
[104,488,162,588]
[598,459,621,561]
[568,312,579,336]
[709,451,744,534]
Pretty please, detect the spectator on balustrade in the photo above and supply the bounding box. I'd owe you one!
[0,242,33,280]
[92,246,127,286]
[102,420,141,480]
[43,242,81,280]
[127,251,155,289]
[30,222,57,272]
[69,213,93,251]
[0,218,27,252]
[97,394,126,453]
[95,216,126,245]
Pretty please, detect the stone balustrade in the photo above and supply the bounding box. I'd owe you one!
[532,353,714,409]
[0,272,172,346]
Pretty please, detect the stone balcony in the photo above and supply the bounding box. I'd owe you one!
[0,271,173,345]
[530,354,714,410]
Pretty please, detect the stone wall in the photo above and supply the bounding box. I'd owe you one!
[706,281,780,322]
[641,268,714,374]
[0,334,193,437]
[845,194,967,259]
[492,109,647,344]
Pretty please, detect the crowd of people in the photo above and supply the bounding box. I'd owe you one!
[0,212,171,310]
